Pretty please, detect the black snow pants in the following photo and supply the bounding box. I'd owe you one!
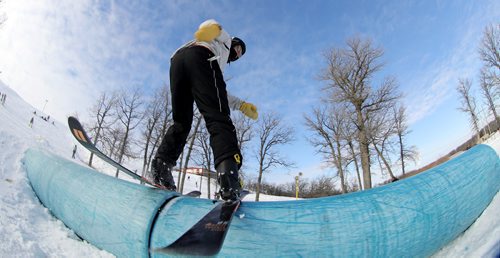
[156,46,242,168]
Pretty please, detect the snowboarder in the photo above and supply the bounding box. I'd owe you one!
[152,19,258,201]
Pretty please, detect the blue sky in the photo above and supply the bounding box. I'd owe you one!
[0,0,498,185]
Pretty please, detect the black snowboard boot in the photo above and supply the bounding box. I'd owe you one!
[152,157,176,191]
[216,157,241,201]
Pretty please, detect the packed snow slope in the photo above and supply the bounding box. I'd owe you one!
[0,79,499,257]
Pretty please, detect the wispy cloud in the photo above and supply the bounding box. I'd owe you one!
[403,1,494,125]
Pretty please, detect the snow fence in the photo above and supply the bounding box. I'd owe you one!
[24,144,499,257]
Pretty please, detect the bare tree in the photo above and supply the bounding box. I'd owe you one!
[345,132,362,190]
[479,24,500,71]
[255,113,295,201]
[148,84,174,178]
[392,105,418,175]
[101,126,123,159]
[320,37,400,189]
[457,78,481,141]
[194,124,213,198]
[177,150,185,186]
[330,106,363,190]
[179,111,203,194]
[140,85,170,177]
[478,24,500,129]
[114,87,144,177]
[231,112,255,180]
[368,108,398,181]
[232,113,255,152]
[479,68,500,129]
[87,91,117,167]
[306,176,340,197]
[305,105,349,193]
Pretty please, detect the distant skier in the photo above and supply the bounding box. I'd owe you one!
[152,19,258,201]
[72,145,77,159]
[29,117,34,128]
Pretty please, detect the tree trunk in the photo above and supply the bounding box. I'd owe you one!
[180,115,202,193]
[372,140,396,180]
[348,140,363,190]
[115,127,130,178]
[334,141,346,193]
[142,139,151,178]
[177,150,184,186]
[256,163,263,202]
[206,161,212,199]
[398,134,406,175]
[356,107,371,189]
[89,126,102,167]
[485,91,500,130]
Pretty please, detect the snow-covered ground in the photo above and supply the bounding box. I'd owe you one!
[0,80,498,257]
[432,132,500,258]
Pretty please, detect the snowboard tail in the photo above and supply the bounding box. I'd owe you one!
[68,116,199,197]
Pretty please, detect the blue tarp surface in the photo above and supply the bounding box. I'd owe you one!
[24,144,500,257]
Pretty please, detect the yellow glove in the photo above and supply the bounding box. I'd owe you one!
[239,102,258,120]
[194,20,222,42]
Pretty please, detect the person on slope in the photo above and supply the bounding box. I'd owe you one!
[152,19,258,201]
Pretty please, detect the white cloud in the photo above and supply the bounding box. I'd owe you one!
[0,0,186,121]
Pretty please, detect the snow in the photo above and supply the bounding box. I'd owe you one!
[0,80,499,257]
